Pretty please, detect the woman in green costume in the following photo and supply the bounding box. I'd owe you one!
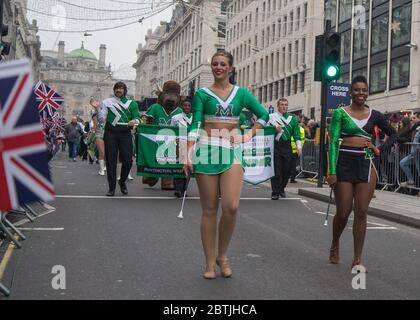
[183,51,269,279]
[327,76,396,271]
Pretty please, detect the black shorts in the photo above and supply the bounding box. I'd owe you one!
[337,146,373,183]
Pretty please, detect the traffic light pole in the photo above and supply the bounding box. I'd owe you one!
[317,79,329,188]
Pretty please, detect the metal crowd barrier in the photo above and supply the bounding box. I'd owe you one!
[394,142,420,193]
[375,144,399,191]
[297,139,319,179]
[0,201,52,297]
[296,141,420,194]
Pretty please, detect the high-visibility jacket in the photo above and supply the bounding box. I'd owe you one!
[291,126,306,154]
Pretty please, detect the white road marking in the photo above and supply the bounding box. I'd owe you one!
[66,183,76,185]
[17,228,64,231]
[56,195,303,201]
[316,212,398,230]
[350,227,397,230]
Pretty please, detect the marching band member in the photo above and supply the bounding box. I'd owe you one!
[171,99,193,198]
[99,82,140,197]
[327,76,396,271]
[268,98,302,199]
[183,50,269,279]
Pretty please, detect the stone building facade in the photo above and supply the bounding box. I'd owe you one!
[133,0,228,99]
[225,0,324,118]
[1,0,42,78]
[40,42,135,121]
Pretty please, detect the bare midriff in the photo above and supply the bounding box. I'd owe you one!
[341,136,372,148]
[203,121,240,139]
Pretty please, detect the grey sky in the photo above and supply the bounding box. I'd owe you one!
[27,0,175,80]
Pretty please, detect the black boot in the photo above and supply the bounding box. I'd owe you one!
[106,190,115,197]
[119,181,128,195]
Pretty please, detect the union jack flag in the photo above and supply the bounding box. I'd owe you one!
[34,80,64,119]
[0,59,55,212]
[42,112,67,135]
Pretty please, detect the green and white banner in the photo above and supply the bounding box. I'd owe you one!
[242,126,276,185]
[137,124,276,184]
[137,124,187,178]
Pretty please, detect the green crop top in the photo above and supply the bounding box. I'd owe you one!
[329,107,396,175]
[188,86,269,141]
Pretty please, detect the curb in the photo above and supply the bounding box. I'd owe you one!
[298,188,420,230]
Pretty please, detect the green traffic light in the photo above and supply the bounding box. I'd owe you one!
[326,65,339,78]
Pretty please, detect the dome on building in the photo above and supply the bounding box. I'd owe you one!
[67,42,97,61]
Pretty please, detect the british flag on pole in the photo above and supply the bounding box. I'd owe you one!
[34,80,64,119]
[0,59,55,212]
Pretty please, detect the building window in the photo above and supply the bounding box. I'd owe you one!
[218,22,226,38]
[373,0,388,8]
[353,22,369,60]
[256,8,259,26]
[293,74,298,95]
[280,79,285,98]
[272,23,276,43]
[284,16,287,36]
[339,0,352,23]
[369,62,387,94]
[274,81,279,99]
[282,47,286,73]
[286,77,291,96]
[300,72,305,93]
[289,11,294,34]
[371,14,389,55]
[341,30,351,64]
[301,38,306,64]
[262,30,265,48]
[391,4,411,48]
[296,7,300,30]
[303,3,308,25]
[268,83,273,101]
[295,41,299,68]
[325,0,337,29]
[352,67,367,80]
[390,55,410,89]
[270,52,274,78]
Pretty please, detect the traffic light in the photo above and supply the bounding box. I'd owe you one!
[322,31,341,81]
[229,67,237,85]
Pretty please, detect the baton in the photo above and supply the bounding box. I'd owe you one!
[177,175,191,220]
